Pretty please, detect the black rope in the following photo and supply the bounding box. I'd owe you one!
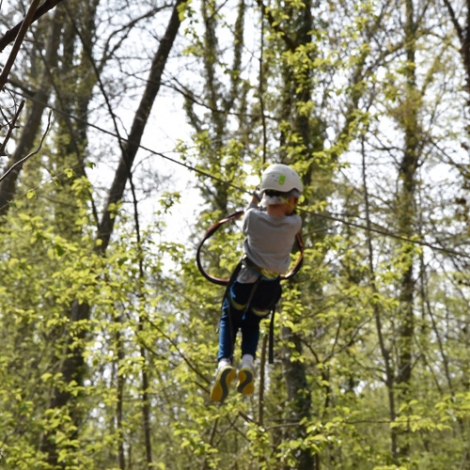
[5,86,470,261]
[196,211,304,286]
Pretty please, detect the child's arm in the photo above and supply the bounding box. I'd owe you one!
[251,189,261,206]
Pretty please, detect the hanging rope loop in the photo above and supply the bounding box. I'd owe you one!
[196,211,304,285]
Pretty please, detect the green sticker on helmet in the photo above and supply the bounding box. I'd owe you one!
[278,174,286,185]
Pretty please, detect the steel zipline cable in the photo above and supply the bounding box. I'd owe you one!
[4,86,470,261]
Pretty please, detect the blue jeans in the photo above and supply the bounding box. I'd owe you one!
[217,278,282,361]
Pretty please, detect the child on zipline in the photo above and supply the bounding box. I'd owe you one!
[210,164,303,402]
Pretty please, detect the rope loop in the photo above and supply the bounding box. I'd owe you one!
[196,211,304,285]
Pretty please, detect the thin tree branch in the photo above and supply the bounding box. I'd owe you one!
[0,0,41,89]
[0,109,51,184]
[0,99,24,156]
[0,0,64,53]
[442,0,465,45]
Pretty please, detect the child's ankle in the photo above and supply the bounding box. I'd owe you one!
[218,358,232,369]
[241,354,254,368]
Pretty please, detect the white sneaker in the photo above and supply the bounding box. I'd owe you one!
[237,362,254,395]
[210,361,236,402]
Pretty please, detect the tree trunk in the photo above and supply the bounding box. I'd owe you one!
[39,1,183,464]
[281,325,315,469]
[0,6,62,217]
[395,0,420,459]
[116,319,126,470]
[361,136,398,460]
[97,0,183,250]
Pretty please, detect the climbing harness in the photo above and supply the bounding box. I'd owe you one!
[196,210,304,364]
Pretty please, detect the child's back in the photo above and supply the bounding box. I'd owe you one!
[241,204,301,281]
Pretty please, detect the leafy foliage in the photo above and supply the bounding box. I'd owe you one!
[1,0,470,468]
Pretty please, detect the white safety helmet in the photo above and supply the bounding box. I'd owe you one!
[260,163,303,194]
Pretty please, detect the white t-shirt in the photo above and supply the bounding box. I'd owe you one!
[237,203,302,283]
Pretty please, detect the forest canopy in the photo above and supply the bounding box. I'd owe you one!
[1,0,470,469]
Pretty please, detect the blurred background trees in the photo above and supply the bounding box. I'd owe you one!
[1,0,470,468]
